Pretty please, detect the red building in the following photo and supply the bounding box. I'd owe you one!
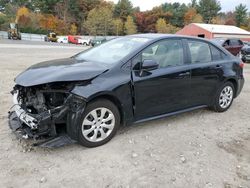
[176,23,250,42]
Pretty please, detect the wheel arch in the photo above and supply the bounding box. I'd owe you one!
[225,78,238,97]
[86,94,124,125]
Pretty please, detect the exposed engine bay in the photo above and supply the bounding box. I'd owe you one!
[8,83,86,148]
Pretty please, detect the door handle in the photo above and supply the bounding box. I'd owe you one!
[215,65,222,69]
[178,72,190,77]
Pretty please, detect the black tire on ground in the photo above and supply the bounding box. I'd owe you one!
[78,99,120,147]
[211,82,235,112]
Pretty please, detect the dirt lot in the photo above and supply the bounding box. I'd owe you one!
[0,40,249,188]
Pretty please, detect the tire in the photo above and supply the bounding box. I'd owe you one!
[78,99,120,147]
[211,82,235,112]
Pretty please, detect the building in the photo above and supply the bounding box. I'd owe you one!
[176,23,250,42]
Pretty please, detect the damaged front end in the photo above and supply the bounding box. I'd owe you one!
[8,83,86,148]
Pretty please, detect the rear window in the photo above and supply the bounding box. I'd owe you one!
[188,40,212,63]
[230,39,241,46]
[210,45,227,61]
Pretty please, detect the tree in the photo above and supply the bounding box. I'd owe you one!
[114,0,133,22]
[184,8,203,24]
[84,6,114,36]
[235,4,248,27]
[33,0,60,14]
[0,13,7,30]
[190,0,197,8]
[162,3,188,27]
[211,16,224,24]
[156,18,168,33]
[70,23,77,35]
[135,6,172,33]
[68,0,101,33]
[197,0,221,23]
[113,18,123,36]
[192,14,203,23]
[16,6,29,22]
[124,15,136,35]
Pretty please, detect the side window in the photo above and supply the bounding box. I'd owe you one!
[210,45,226,61]
[141,39,184,68]
[188,40,212,63]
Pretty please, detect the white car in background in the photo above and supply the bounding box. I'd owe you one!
[57,37,68,43]
[78,38,91,46]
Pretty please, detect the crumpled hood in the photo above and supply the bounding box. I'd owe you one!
[15,58,108,87]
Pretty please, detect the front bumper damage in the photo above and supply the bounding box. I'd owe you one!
[8,89,86,148]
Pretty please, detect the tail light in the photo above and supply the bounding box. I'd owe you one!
[239,61,244,68]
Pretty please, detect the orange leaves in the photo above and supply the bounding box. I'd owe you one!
[184,8,203,25]
[39,14,67,34]
[16,7,30,23]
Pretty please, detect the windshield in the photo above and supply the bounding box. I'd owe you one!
[75,37,150,66]
[10,23,16,29]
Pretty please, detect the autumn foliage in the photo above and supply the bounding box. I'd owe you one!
[0,0,249,35]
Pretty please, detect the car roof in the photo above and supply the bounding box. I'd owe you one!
[127,33,211,42]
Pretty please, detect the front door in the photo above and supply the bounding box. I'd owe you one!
[132,39,191,120]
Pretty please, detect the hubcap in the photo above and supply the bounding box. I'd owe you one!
[81,108,115,142]
[219,86,233,109]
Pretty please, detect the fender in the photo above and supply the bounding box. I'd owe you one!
[71,70,134,125]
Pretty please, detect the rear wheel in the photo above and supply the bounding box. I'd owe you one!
[212,82,235,112]
[78,99,120,147]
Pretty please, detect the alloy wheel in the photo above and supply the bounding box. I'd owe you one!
[81,108,115,142]
[219,86,233,109]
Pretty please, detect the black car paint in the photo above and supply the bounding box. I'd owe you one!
[15,58,108,86]
[11,34,244,146]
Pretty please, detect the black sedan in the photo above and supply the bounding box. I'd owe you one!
[9,34,244,148]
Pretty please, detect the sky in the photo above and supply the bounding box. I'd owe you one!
[108,0,250,12]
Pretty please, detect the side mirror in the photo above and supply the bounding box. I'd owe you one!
[142,59,159,71]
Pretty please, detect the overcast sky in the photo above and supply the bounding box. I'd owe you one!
[108,0,250,12]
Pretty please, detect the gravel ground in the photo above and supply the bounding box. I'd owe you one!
[0,40,249,188]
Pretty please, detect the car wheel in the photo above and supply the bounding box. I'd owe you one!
[78,99,120,147]
[212,82,235,112]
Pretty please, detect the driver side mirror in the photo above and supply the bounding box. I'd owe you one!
[142,59,159,71]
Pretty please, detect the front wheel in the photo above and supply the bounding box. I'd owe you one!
[211,82,235,112]
[78,99,120,147]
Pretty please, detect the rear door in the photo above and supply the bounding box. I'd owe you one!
[186,39,227,106]
[132,38,191,120]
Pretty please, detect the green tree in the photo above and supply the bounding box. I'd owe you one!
[162,3,188,27]
[33,0,60,14]
[190,0,197,8]
[0,13,7,30]
[124,15,136,35]
[84,6,114,36]
[156,18,168,33]
[197,0,221,23]
[235,4,248,27]
[114,0,133,22]
[68,0,100,33]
